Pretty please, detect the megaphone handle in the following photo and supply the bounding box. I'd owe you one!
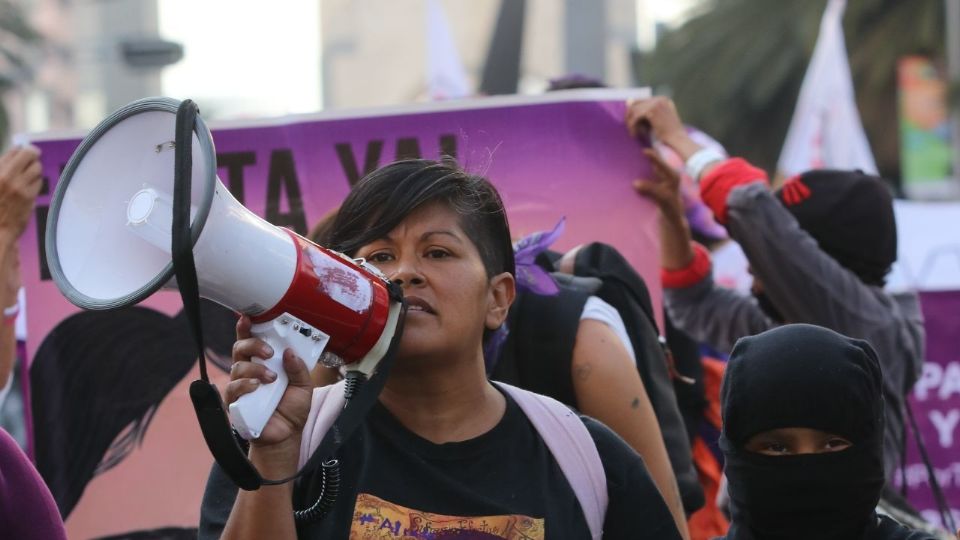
[229,314,330,440]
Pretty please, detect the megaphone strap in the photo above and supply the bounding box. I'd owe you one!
[169,100,266,489]
[171,99,209,383]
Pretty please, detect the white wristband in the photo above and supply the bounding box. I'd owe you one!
[684,147,726,184]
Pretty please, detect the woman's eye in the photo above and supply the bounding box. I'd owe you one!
[367,252,394,263]
[425,249,450,259]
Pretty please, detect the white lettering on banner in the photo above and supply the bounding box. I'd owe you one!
[930,409,960,447]
[943,362,960,400]
[913,361,960,401]
[895,462,960,490]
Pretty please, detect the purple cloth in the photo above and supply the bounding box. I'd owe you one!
[0,428,66,540]
[512,217,565,296]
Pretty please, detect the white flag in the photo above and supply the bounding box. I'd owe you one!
[777,0,877,177]
[426,0,470,100]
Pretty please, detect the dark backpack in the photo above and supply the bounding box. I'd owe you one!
[492,242,705,514]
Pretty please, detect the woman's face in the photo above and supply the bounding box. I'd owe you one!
[745,427,852,456]
[354,202,514,363]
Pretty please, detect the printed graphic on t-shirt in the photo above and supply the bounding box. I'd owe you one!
[350,493,545,539]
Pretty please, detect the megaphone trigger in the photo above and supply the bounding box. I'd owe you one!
[230,314,330,440]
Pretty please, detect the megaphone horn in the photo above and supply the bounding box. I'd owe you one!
[45,97,402,441]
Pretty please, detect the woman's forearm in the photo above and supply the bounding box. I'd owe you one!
[221,444,301,540]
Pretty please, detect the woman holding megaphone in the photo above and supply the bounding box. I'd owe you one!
[199,158,682,540]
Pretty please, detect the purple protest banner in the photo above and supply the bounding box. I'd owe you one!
[896,290,960,528]
[18,90,661,537]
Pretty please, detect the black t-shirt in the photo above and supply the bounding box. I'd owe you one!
[199,389,680,539]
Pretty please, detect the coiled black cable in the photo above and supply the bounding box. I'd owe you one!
[293,370,367,524]
[293,459,341,523]
[343,370,366,401]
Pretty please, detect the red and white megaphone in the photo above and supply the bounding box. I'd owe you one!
[45,97,402,441]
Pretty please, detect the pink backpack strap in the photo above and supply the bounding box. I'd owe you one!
[494,381,608,539]
[298,381,346,470]
[296,380,607,538]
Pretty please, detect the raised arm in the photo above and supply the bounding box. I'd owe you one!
[632,143,773,352]
[0,146,42,398]
[721,180,890,330]
[216,315,315,540]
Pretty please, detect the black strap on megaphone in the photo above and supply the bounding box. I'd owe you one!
[171,99,406,492]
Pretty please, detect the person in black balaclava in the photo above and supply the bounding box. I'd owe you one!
[718,324,935,540]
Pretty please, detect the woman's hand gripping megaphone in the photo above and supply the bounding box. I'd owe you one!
[226,310,329,441]
[225,315,315,475]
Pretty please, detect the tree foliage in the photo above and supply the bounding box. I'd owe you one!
[642,0,946,184]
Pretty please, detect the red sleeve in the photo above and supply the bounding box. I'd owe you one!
[662,242,712,289]
[699,158,769,224]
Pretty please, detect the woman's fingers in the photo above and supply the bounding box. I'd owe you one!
[23,161,43,195]
[229,358,278,383]
[224,377,265,405]
[626,99,653,137]
[235,314,253,340]
[635,149,683,206]
[282,349,313,389]
[232,336,273,362]
[0,146,39,177]
[644,149,680,184]
[632,177,669,204]
[224,353,280,405]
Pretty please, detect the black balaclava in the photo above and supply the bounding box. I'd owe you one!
[774,170,897,287]
[720,324,886,540]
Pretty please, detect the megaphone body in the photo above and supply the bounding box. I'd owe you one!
[45,98,401,440]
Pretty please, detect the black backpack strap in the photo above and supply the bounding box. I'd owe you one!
[570,242,706,514]
[492,283,594,408]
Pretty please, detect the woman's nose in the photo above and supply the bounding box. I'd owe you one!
[389,258,425,287]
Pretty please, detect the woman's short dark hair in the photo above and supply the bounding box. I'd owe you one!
[327,158,515,279]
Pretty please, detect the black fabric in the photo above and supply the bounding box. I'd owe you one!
[873,516,941,540]
[752,291,785,324]
[775,170,897,286]
[493,248,706,515]
[199,388,682,539]
[718,516,939,540]
[171,99,206,381]
[719,324,919,540]
[663,314,706,447]
[492,277,596,408]
[570,242,704,514]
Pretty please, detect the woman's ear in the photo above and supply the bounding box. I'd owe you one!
[485,272,516,330]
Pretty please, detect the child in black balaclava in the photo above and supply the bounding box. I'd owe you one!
[718,324,936,540]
